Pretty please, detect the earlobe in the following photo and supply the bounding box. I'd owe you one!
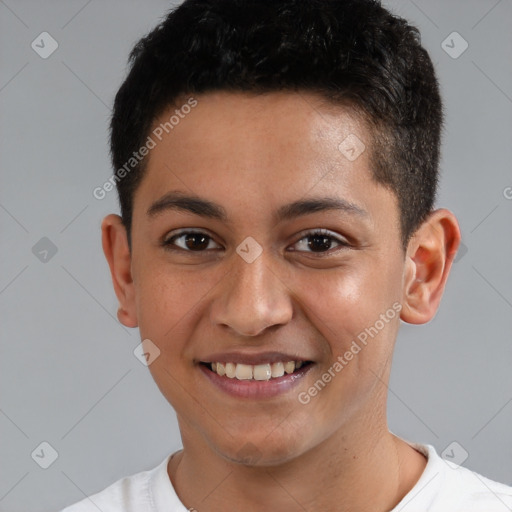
[117,306,136,327]
[400,209,461,325]
[101,214,138,328]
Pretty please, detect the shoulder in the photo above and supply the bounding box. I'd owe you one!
[60,454,175,512]
[395,439,512,512]
[441,460,512,510]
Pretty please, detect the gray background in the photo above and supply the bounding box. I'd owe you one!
[0,1,511,511]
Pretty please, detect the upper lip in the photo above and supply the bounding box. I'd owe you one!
[199,351,313,366]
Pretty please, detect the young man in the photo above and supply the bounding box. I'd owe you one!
[63,0,512,510]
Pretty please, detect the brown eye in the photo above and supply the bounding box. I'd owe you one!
[163,230,221,252]
[291,229,349,254]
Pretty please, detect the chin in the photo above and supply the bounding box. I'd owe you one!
[212,429,312,468]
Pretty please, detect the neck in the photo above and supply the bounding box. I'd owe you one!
[168,411,425,511]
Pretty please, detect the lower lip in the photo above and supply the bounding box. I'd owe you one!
[199,363,314,399]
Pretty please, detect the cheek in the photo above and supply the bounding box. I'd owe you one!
[293,264,392,340]
[293,260,402,382]
[134,267,208,412]
[296,270,401,426]
[134,265,199,349]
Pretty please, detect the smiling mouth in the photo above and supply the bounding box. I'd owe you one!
[200,360,314,381]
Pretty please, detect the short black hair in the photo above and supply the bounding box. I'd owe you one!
[110,0,443,252]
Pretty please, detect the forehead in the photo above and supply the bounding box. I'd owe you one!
[133,90,395,229]
[153,91,367,171]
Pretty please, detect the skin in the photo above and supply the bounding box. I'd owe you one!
[102,91,461,511]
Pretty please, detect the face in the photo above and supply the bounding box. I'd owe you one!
[121,91,409,464]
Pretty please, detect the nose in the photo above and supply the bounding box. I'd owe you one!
[211,249,293,337]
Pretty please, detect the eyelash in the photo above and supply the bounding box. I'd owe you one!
[161,228,350,255]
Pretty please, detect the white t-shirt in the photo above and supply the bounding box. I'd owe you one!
[60,438,512,511]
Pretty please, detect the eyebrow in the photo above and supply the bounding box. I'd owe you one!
[147,190,368,223]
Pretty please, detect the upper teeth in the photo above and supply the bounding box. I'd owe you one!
[210,361,304,380]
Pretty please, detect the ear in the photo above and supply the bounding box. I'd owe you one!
[400,208,461,324]
[101,214,138,328]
